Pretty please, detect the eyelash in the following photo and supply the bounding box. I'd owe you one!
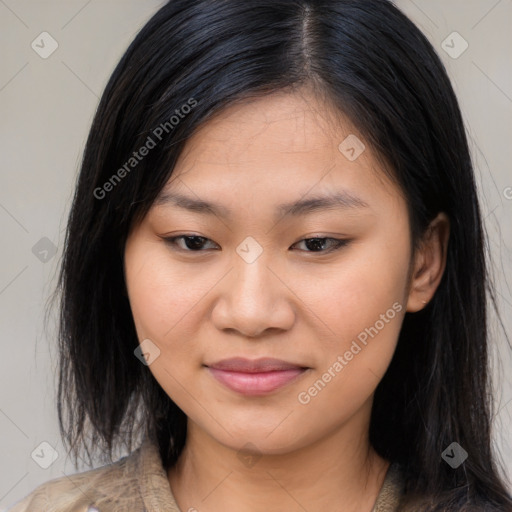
[162,235,350,255]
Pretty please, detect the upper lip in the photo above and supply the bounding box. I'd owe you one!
[206,357,307,373]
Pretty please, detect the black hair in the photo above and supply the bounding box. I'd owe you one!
[54,1,512,510]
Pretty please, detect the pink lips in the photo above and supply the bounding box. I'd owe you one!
[206,357,308,396]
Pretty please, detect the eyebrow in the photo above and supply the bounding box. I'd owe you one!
[153,190,370,220]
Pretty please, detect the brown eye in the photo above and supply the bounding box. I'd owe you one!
[163,235,219,252]
[292,237,350,253]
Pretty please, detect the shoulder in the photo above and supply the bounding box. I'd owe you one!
[7,444,144,512]
[373,462,406,512]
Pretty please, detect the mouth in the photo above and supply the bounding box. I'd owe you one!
[204,357,310,396]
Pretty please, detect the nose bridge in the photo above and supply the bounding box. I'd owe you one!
[212,239,294,336]
[231,242,275,310]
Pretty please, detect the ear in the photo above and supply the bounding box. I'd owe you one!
[406,212,450,312]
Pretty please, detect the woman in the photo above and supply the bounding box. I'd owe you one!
[8,0,512,510]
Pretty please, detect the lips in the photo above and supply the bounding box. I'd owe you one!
[207,357,306,373]
[205,357,309,395]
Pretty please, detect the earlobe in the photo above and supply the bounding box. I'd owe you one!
[406,212,450,313]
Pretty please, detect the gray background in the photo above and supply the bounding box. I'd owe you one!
[1,0,511,508]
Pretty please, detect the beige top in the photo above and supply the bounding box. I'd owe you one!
[7,437,405,511]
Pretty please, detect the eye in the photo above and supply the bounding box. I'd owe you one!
[291,237,350,253]
[163,235,219,252]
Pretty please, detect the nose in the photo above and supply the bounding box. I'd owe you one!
[211,253,295,338]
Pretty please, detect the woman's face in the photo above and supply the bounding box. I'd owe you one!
[124,89,415,455]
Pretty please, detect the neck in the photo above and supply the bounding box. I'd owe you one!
[167,408,390,512]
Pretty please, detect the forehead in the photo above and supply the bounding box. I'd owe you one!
[178,90,355,165]
[155,89,401,215]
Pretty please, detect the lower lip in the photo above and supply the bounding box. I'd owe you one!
[207,367,307,395]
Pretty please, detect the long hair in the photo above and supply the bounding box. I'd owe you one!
[54,1,512,509]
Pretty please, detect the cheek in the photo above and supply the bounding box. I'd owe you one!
[124,242,209,349]
[125,244,210,410]
[293,235,409,404]
[301,232,408,338]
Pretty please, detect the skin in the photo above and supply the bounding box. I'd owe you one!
[124,87,449,512]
